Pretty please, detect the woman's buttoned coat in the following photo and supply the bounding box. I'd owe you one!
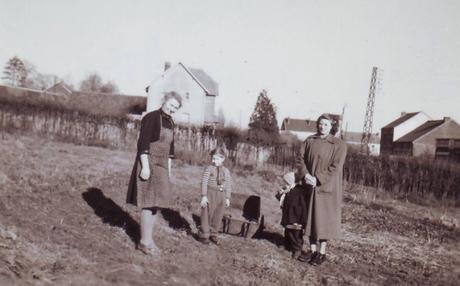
[296,134,347,240]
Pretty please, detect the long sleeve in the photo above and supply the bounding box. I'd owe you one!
[223,167,232,199]
[201,166,212,196]
[315,142,347,190]
[136,111,160,154]
[295,140,309,181]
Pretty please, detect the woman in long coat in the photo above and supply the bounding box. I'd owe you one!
[296,114,347,265]
[126,91,182,255]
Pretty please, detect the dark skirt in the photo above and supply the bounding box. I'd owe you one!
[126,152,171,209]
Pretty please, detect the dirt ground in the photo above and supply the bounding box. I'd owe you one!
[1,133,459,286]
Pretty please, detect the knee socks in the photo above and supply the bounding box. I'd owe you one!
[140,208,157,246]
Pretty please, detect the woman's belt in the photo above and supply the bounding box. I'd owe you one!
[208,185,224,192]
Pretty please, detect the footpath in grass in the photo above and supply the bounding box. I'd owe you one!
[0,133,459,285]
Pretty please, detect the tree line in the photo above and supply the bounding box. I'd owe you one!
[1,56,119,94]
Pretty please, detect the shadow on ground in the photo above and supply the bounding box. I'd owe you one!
[160,208,192,233]
[82,188,140,244]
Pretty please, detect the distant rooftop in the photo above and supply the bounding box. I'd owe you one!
[281,118,317,132]
[177,63,219,96]
[395,120,445,142]
[382,112,420,129]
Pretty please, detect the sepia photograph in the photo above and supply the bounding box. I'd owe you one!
[0,0,459,285]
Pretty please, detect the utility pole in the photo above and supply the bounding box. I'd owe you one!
[340,104,347,139]
[361,66,383,154]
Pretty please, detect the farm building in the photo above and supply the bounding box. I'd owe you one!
[435,138,460,161]
[45,82,73,95]
[392,117,460,157]
[280,114,342,140]
[342,131,380,155]
[146,62,218,127]
[380,111,431,155]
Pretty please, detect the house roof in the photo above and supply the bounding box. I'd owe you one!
[382,112,420,129]
[343,131,380,144]
[395,120,445,143]
[178,63,219,96]
[45,82,73,94]
[281,118,317,132]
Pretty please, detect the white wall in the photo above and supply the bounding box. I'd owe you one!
[393,112,431,141]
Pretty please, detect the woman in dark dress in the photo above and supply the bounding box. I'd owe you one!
[126,91,182,255]
[296,114,347,265]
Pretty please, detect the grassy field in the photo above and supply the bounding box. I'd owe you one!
[0,132,459,285]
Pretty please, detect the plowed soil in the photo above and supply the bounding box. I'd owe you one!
[1,133,459,285]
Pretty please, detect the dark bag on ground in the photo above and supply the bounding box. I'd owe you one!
[221,193,264,238]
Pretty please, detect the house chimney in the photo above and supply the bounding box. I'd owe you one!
[401,111,407,116]
[443,117,451,122]
[164,62,171,71]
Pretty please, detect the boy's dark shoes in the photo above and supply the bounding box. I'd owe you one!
[199,237,210,245]
[297,251,314,262]
[309,252,326,266]
[209,235,220,245]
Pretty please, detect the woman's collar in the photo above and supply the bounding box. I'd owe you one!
[159,108,172,119]
[313,133,335,142]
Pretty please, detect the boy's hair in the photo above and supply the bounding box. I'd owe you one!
[210,146,227,158]
[283,172,296,186]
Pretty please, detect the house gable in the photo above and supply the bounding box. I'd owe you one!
[45,82,73,96]
[414,119,460,144]
[146,63,218,126]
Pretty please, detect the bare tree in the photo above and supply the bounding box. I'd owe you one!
[79,73,103,93]
[24,61,61,90]
[100,81,119,93]
[79,73,119,94]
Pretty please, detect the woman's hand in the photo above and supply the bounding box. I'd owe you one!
[201,196,209,208]
[225,199,230,208]
[305,174,317,186]
[139,154,150,181]
[139,167,150,181]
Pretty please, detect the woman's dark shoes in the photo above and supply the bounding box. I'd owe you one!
[309,252,326,265]
[209,235,220,245]
[297,251,314,262]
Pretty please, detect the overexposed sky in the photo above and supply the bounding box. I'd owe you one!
[1,0,459,131]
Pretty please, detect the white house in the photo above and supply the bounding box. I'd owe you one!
[146,62,218,126]
[280,118,317,141]
[342,131,381,155]
[280,114,342,141]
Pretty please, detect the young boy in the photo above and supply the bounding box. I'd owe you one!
[277,172,309,260]
[199,147,232,245]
